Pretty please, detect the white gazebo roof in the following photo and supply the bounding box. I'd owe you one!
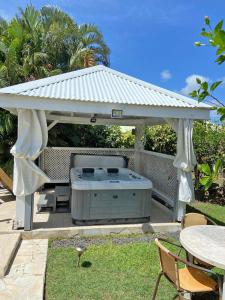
[0,65,211,123]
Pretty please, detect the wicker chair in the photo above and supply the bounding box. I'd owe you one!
[181,213,217,229]
[181,213,216,268]
[152,238,221,300]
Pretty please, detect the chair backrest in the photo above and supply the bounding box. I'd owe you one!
[155,238,179,287]
[181,213,208,229]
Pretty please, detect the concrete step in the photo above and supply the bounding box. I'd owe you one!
[0,239,48,300]
[0,233,21,277]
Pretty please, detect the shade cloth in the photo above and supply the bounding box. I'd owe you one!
[11,109,50,196]
[167,118,197,203]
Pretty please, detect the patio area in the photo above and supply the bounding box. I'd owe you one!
[0,187,175,233]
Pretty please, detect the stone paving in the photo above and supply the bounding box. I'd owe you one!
[0,239,48,300]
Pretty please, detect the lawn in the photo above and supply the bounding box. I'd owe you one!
[46,237,177,300]
[45,234,220,300]
[187,201,225,226]
[45,199,224,300]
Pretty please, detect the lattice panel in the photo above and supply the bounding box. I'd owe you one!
[137,151,178,207]
[39,147,135,182]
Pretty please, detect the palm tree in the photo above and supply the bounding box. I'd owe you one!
[0,4,111,173]
[69,24,110,69]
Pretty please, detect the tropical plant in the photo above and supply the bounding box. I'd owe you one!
[198,159,222,191]
[193,121,225,164]
[0,4,110,84]
[69,24,110,69]
[0,109,17,176]
[190,17,225,120]
[0,4,110,173]
[145,125,177,155]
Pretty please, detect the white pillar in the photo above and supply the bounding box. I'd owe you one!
[135,125,145,150]
[177,201,186,221]
[15,194,34,230]
[165,118,196,222]
[134,125,145,173]
[16,196,25,228]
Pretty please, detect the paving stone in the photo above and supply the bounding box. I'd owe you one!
[0,233,21,277]
[0,239,48,300]
[0,275,44,300]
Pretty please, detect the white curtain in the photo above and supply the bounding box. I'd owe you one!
[166,119,197,219]
[11,109,50,196]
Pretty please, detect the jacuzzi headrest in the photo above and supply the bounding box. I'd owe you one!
[82,168,94,174]
[107,168,119,174]
[70,154,128,169]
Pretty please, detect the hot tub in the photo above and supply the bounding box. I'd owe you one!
[70,155,152,225]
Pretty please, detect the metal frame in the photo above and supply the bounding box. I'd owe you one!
[152,237,222,300]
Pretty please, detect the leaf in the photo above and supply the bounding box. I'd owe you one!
[213,159,221,175]
[189,90,197,98]
[204,16,210,26]
[196,77,202,84]
[198,163,211,175]
[210,81,222,91]
[198,91,209,101]
[201,81,208,91]
[200,31,212,38]
[216,54,225,64]
[199,176,212,190]
[194,41,203,47]
[0,41,8,55]
[218,107,225,121]
[216,47,225,55]
[214,20,223,34]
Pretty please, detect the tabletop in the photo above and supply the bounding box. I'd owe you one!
[180,225,225,270]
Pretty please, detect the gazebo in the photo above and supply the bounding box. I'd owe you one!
[0,65,211,230]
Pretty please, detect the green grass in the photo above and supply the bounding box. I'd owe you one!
[187,201,225,226]
[46,240,177,300]
[46,200,225,300]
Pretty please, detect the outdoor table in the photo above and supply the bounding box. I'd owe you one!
[180,225,225,299]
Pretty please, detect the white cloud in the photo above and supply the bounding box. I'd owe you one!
[180,74,209,96]
[160,70,172,81]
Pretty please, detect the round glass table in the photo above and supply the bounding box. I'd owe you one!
[180,225,225,299]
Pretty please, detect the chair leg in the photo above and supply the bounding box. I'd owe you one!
[218,277,223,300]
[152,271,163,300]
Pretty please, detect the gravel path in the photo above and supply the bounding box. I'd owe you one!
[52,232,180,248]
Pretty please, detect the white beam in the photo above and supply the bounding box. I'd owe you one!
[47,120,58,131]
[0,93,211,120]
[46,114,147,126]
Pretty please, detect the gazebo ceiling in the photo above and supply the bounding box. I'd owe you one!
[0,65,212,120]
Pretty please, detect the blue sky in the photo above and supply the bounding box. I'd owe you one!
[0,0,224,117]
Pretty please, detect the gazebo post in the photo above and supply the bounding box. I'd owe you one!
[15,195,33,230]
[171,118,196,222]
[134,125,145,173]
[135,125,145,151]
[15,196,25,228]
[11,109,49,231]
[24,194,34,231]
